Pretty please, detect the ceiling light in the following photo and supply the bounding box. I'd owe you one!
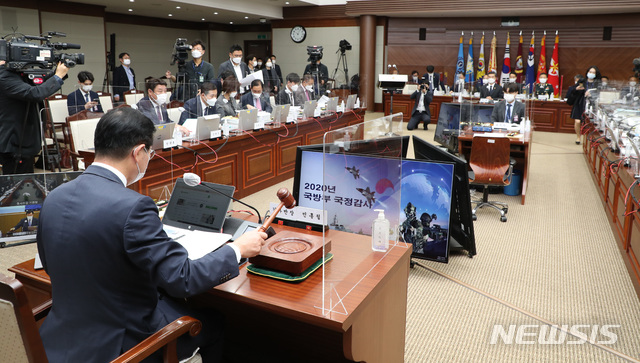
[244,16,249,19]
[129,0,134,2]
[128,8,133,11]
[214,12,218,15]
[202,18,205,21]
[285,1,290,4]
[230,21,233,24]
[168,14,173,17]
[176,6,180,9]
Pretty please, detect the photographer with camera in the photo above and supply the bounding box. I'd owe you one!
[303,46,328,96]
[166,39,215,101]
[407,82,433,131]
[0,61,69,174]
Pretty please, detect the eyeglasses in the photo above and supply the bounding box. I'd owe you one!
[145,147,155,159]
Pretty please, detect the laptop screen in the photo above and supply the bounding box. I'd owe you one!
[163,178,235,231]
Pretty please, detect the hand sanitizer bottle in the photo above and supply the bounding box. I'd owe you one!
[371,209,390,252]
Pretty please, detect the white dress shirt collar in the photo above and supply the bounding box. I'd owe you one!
[92,162,127,187]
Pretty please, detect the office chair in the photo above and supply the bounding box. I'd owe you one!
[0,273,202,363]
[468,136,514,222]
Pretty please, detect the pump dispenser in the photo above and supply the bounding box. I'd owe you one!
[371,209,390,252]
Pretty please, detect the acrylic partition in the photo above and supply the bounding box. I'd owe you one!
[319,112,407,316]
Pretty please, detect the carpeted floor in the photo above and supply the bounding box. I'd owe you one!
[1,113,639,362]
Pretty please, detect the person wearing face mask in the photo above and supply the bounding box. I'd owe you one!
[67,71,103,115]
[246,54,258,74]
[407,83,433,130]
[421,65,440,91]
[534,73,554,98]
[600,76,613,90]
[583,65,601,102]
[295,74,317,106]
[566,74,587,144]
[136,78,190,136]
[241,79,273,113]
[256,57,264,70]
[410,70,422,84]
[479,71,504,100]
[490,83,525,124]
[166,40,216,101]
[36,107,267,363]
[215,77,241,117]
[303,57,329,92]
[508,71,522,93]
[451,73,466,93]
[262,58,281,94]
[621,76,639,103]
[9,210,38,233]
[276,73,301,106]
[269,55,284,84]
[218,44,250,93]
[112,52,136,103]
[179,82,218,125]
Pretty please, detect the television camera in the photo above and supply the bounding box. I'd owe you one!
[337,39,351,54]
[307,45,323,64]
[171,38,192,66]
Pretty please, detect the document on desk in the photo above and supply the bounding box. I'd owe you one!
[163,225,232,260]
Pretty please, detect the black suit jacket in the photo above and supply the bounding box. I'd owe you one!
[490,100,525,124]
[13,217,38,231]
[421,73,441,90]
[240,92,273,113]
[0,69,63,157]
[273,64,283,84]
[218,60,250,82]
[179,97,217,125]
[275,88,296,106]
[136,97,173,124]
[67,89,104,115]
[480,84,504,99]
[410,90,433,117]
[37,165,239,362]
[112,65,136,101]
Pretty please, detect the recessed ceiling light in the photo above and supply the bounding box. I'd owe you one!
[168,14,173,17]
[230,21,233,24]
[214,12,218,15]
[176,6,180,9]
[202,18,205,21]
[129,0,134,2]
[128,8,133,11]
[285,1,290,4]
[244,16,249,19]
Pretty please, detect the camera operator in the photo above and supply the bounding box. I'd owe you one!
[407,82,433,131]
[0,61,69,174]
[166,39,215,101]
[303,56,328,95]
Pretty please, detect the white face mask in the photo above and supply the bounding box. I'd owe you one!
[232,57,242,64]
[130,147,150,185]
[509,78,517,83]
[154,93,167,105]
[202,94,217,106]
[230,92,237,98]
[305,85,314,92]
[271,59,276,65]
[539,78,547,84]
[630,82,637,87]
[82,84,93,92]
[290,84,299,92]
[192,50,202,59]
[504,94,515,103]
[412,76,418,81]
[222,98,229,104]
[252,61,258,67]
[123,59,131,66]
[257,62,262,67]
[487,78,496,84]
[266,62,273,68]
[602,82,608,87]
[252,92,262,99]
[587,73,596,80]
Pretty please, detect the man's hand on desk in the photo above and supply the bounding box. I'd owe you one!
[231,230,268,258]
[176,124,191,136]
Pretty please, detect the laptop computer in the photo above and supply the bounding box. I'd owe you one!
[238,108,258,131]
[152,122,176,150]
[163,178,235,232]
[326,97,339,113]
[345,94,357,111]
[271,104,290,124]
[303,100,317,118]
[194,114,220,140]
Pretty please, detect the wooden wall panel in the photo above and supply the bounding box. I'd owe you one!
[243,146,275,190]
[277,137,304,176]
[200,154,238,187]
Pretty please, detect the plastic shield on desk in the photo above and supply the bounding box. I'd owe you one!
[316,112,407,316]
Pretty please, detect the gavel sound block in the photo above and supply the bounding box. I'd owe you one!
[249,187,332,275]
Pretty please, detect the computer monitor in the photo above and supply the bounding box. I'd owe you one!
[434,103,461,154]
[412,135,476,257]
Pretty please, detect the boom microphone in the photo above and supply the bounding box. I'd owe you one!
[183,173,263,223]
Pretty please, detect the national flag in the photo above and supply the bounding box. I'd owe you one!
[456,33,464,77]
[525,32,536,94]
[488,32,497,73]
[465,34,474,84]
[548,31,560,97]
[514,31,524,83]
[500,33,511,85]
[477,32,486,82]
[537,31,547,78]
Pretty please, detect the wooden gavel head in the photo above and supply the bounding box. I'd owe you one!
[277,188,296,209]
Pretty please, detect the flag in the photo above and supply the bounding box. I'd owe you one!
[548,31,560,97]
[477,32,486,82]
[537,31,547,78]
[488,32,497,73]
[456,33,464,77]
[514,31,524,83]
[500,33,511,85]
[465,34,474,83]
[525,32,536,94]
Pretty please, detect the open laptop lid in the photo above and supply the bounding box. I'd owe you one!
[152,122,176,150]
[303,100,317,118]
[163,178,235,232]
[196,114,220,140]
[238,108,258,131]
[345,94,357,111]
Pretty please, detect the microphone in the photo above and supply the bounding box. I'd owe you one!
[183,173,263,223]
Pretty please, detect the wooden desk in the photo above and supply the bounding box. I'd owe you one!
[9,224,412,363]
[458,129,532,205]
[78,110,365,200]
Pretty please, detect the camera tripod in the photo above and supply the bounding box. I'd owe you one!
[331,50,349,87]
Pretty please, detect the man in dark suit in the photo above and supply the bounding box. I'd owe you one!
[421,65,440,91]
[67,71,104,115]
[218,44,250,93]
[303,58,329,94]
[490,83,525,124]
[10,210,38,233]
[241,79,273,113]
[0,61,68,174]
[136,78,190,136]
[269,55,284,84]
[295,74,317,106]
[179,82,218,125]
[36,107,267,363]
[407,83,433,130]
[480,71,504,100]
[112,52,136,103]
[275,73,301,106]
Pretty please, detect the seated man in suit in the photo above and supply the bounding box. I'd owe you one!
[275,73,301,106]
[407,83,433,130]
[621,76,639,103]
[422,65,440,91]
[241,79,273,113]
[508,71,522,93]
[218,44,250,93]
[112,52,136,103]
[36,107,267,362]
[480,71,504,100]
[295,74,317,106]
[450,73,466,94]
[490,83,525,124]
[409,70,422,84]
[9,210,38,233]
[136,78,190,136]
[67,71,103,115]
[179,82,218,125]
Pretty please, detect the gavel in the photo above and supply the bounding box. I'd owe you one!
[259,187,296,234]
